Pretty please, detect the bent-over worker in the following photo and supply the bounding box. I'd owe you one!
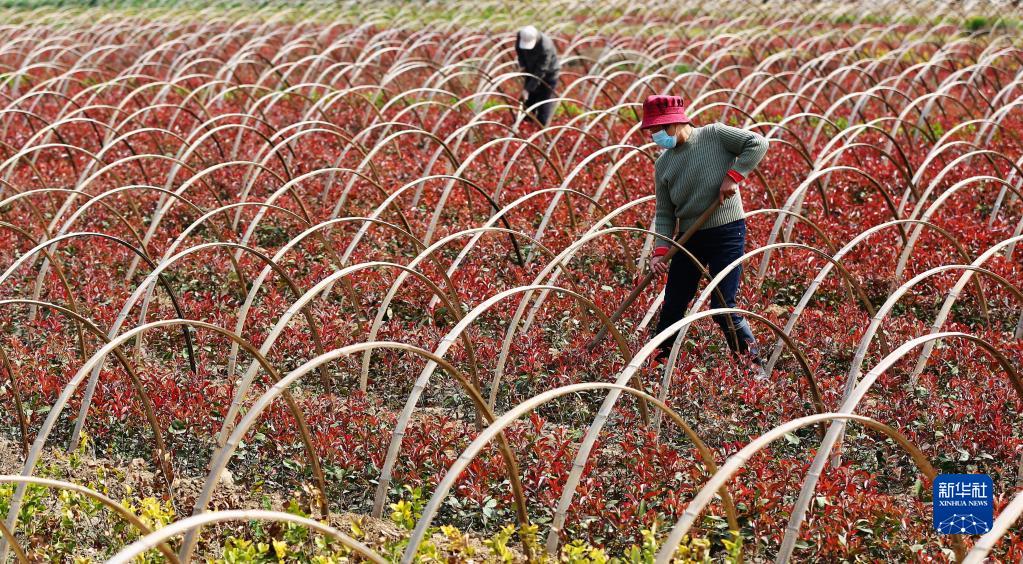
[515,25,559,126]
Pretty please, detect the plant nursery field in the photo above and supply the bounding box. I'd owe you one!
[0,0,1020,562]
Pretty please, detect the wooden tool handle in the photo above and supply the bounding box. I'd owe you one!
[586,200,721,352]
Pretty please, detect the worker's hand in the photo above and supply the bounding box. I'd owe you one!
[650,254,670,276]
[719,176,738,203]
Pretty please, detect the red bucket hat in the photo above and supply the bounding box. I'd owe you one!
[641,95,691,130]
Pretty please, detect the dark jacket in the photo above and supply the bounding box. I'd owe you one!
[516,31,559,92]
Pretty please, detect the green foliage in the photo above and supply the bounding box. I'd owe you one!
[620,523,715,564]
[219,537,287,563]
[562,539,611,563]
[367,90,389,109]
[928,121,945,139]
[388,484,426,530]
[0,434,174,562]
[123,496,175,531]
[439,524,476,558]
[0,453,736,563]
[483,524,516,563]
[963,15,1017,32]
[216,534,353,564]
[519,522,542,556]
[721,530,743,561]
[214,499,351,563]
[467,98,511,112]
[557,102,585,118]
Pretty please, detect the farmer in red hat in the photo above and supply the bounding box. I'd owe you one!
[641,94,769,368]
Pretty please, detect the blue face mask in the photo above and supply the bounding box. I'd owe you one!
[652,129,676,149]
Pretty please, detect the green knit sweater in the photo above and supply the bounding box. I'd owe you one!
[653,123,769,250]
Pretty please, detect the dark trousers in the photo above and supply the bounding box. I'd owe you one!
[524,74,558,126]
[654,219,756,356]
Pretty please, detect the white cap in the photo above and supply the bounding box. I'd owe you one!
[518,26,538,50]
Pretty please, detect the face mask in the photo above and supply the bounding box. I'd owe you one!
[652,129,676,149]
